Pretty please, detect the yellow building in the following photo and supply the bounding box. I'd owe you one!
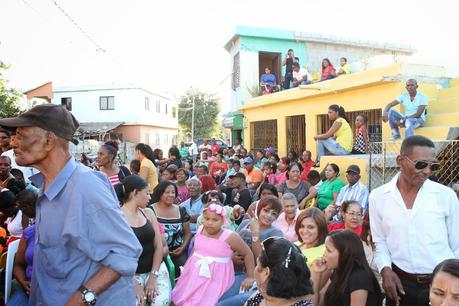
[240,63,459,188]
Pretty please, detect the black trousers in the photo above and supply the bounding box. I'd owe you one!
[283,72,293,89]
[385,277,429,306]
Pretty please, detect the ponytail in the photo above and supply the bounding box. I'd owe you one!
[114,175,149,204]
[329,104,349,123]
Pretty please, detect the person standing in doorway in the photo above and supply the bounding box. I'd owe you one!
[282,49,298,90]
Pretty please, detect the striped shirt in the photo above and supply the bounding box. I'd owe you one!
[336,181,369,211]
[108,174,120,186]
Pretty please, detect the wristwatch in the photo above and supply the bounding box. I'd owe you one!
[79,285,97,305]
[252,236,259,243]
[150,270,159,278]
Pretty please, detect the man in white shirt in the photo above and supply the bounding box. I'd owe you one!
[369,135,459,306]
[292,63,311,87]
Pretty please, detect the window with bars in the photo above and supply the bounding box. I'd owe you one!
[316,108,382,143]
[250,120,278,151]
[231,52,240,90]
[99,96,115,110]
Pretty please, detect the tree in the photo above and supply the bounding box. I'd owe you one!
[178,89,220,140]
[0,62,22,118]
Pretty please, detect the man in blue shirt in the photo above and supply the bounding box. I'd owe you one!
[0,104,142,306]
[383,79,429,140]
[260,66,277,93]
[180,177,203,234]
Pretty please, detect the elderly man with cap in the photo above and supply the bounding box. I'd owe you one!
[0,104,141,305]
[242,156,264,192]
[325,164,369,221]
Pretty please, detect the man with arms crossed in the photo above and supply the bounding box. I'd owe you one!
[369,135,459,306]
[0,104,141,305]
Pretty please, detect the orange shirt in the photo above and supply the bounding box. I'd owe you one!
[243,167,264,184]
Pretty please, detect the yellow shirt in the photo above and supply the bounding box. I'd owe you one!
[341,63,350,74]
[140,158,158,192]
[294,242,325,268]
[334,117,353,152]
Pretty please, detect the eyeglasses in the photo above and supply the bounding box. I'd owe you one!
[0,136,9,139]
[345,212,362,218]
[403,156,440,171]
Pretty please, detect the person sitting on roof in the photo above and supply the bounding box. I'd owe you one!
[292,63,311,87]
[337,57,351,76]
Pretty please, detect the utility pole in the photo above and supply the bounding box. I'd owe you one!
[191,92,195,142]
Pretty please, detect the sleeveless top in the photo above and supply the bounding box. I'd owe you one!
[131,209,155,274]
[353,126,368,154]
[6,210,23,238]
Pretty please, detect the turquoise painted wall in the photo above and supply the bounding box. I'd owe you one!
[239,36,308,76]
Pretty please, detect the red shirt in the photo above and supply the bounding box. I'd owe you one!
[322,66,336,80]
[211,144,221,155]
[209,161,228,177]
[300,160,315,181]
[328,223,362,236]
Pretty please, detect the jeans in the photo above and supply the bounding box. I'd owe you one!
[219,272,246,301]
[385,277,429,306]
[317,138,350,161]
[6,281,28,306]
[217,290,254,306]
[389,109,424,138]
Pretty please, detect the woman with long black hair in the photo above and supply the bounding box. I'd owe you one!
[311,229,383,306]
[135,143,159,193]
[313,104,353,166]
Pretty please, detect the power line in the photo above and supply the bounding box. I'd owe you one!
[49,0,106,52]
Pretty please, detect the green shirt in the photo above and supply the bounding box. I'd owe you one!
[317,178,345,210]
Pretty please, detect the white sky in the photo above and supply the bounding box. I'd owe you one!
[1,0,459,112]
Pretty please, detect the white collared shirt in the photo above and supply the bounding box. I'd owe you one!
[369,173,459,274]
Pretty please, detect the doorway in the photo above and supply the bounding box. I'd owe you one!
[259,52,281,85]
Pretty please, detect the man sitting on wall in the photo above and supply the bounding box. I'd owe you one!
[382,79,428,141]
[292,63,311,87]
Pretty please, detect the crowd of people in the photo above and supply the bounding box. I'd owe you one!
[260,48,351,94]
[0,102,457,306]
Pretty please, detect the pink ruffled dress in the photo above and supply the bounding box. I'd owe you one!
[172,226,235,306]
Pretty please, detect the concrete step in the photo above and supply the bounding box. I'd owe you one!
[428,97,459,113]
[413,126,459,141]
[425,112,459,126]
[438,87,459,100]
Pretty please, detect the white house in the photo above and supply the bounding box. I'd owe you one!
[51,84,178,152]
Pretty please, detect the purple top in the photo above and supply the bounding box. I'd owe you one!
[23,224,36,281]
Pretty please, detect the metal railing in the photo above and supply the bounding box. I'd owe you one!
[368,140,459,191]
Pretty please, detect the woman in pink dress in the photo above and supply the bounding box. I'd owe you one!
[172,204,255,306]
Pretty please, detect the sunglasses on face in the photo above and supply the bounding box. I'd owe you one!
[403,156,440,171]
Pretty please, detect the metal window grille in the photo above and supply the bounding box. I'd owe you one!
[368,140,459,191]
[250,120,277,152]
[231,52,240,90]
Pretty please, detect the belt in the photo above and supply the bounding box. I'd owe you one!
[392,264,432,284]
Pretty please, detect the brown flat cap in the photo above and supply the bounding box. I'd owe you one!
[0,104,79,144]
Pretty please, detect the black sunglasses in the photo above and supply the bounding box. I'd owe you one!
[404,156,440,171]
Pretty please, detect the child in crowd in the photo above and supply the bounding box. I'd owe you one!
[172,204,255,306]
[274,157,290,186]
[196,190,244,230]
[129,159,141,175]
[262,162,277,186]
[352,114,369,154]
